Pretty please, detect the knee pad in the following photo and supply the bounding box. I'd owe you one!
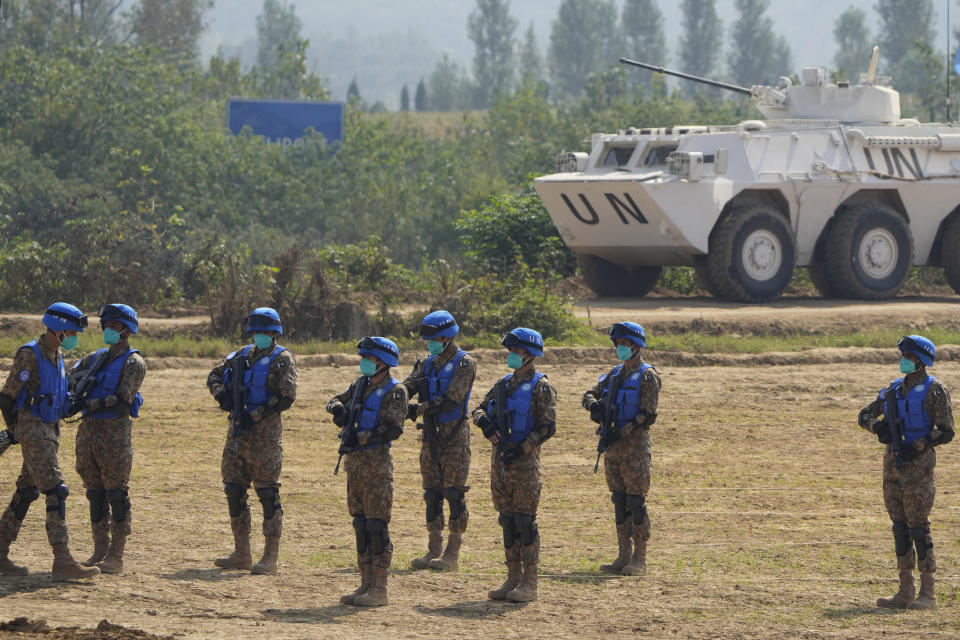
[611,492,627,525]
[255,486,282,520]
[43,483,69,520]
[105,489,130,523]
[365,518,389,555]
[498,512,517,548]
[627,494,647,526]
[892,522,911,556]
[86,489,108,524]
[513,513,538,547]
[909,526,933,562]
[423,489,443,523]
[444,487,466,521]
[10,486,39,521]
[352,515,367,554]
[223,482,247,518]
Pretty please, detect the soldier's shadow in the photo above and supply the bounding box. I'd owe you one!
[413,601,526,619]
[0,574,83,598]
[823,606,904,619]
[260,606,360,624]
[159,568,250,582]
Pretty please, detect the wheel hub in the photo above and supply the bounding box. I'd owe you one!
[858,228,898,279]
[741,230,782,281]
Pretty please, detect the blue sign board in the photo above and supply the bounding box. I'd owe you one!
[226,99,344,148]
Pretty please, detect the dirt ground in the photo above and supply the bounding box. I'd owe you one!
[1,300,959,639]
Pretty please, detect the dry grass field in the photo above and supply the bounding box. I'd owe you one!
[1,304,960,638]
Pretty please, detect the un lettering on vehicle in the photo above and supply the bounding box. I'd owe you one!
[560,192,650,225]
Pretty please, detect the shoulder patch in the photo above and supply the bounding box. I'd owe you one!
[393,389,404,399]
[934,386,944,396]
[459,359,469,367]
[18,369,30,382]
[276,359,288,367]
[644,371,655,380]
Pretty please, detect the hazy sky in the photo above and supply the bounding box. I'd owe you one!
[199,0,958,106]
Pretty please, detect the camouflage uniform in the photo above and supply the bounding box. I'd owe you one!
[860,370,953,607]
[472,367,557,600]
[402,342,476,567]
[207,343,297,569]
[72,345,147,568]
[327,375,407,605]
[582,358,660,574]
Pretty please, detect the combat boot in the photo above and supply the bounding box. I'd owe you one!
[876,569,915,608]
[214,522,252,570]
[83,521,110,567]
[340,558,372,605]
[506,562,538,603]
[411,530,442,569]
[354,565,389,607]
[907,573,936,610]
[429,531,462,571]
[600,522,632,573]
[488,548,522,600]
[251,536,280,575]
[97,534,126,575]
[0,539,28,576]
[622,534,647,576]
[52,543,100,579]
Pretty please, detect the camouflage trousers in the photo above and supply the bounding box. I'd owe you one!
[0,432,68,547]
[346,445,394,568]
[76,417,133,536]
[883,447,937,573]
[605,427,652,542]
[221,415,283,538]
[420,418,471,534]
[491,445,541,566]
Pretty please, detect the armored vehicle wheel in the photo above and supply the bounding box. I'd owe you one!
[693,258,725,298]
[704,204,796,302]
[940,215,960,296]
[823,203,912,300]
[807,225,840,298]
[578,255,662,298]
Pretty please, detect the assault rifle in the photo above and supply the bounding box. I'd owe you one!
[65,349,113,417]
[334,376,369,475]
[594,369,625,473]
[882,382,909,489]
[415,369,443,484]
[495,378,510,482]
[226,352,248,456]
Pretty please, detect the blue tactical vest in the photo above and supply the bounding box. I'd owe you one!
[356,377,402,449]
[82,348,144,419]
[883,375,936,444]
[598,362,653,430]
[487,371,546,443]
[425,350,472,423]
[14,340,67,423]
[227,344,286,414]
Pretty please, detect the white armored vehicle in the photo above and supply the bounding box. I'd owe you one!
[533,51,960,301]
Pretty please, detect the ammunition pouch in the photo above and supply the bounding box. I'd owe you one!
[43,482,69,520]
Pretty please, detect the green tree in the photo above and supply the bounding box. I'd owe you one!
[128,0,212,62]
[414,78,428,110]
[548,0,621,101]
[517,23,545,86]
[622,0,667,92]
[876,0,933,73]
[833,7,872,82]
[347,76,362,104]
[400,84,410,111]
[0,0,123,52]
[678,0,723,92]
[255,0,302,70]
[727,0,791,86]
[467,0,518,108]
[428,53,469,110]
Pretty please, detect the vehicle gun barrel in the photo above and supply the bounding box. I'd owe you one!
[618,57,752,96]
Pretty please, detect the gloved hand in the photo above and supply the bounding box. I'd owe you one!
[407,403,419,421]
[911,437,928,452]
[476,414,496,438]
[214,389,233,412]
[874,419,892,444]
[331,404,347,427]
[501,444,523,465]
[0,429,17,447]
[589,401,603,424]
[857,409,872,429]
[605,428,622,448]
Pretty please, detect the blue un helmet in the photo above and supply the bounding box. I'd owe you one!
[419,310,459,340]
[501,327,544,357]
[246,307,282,335]
[898,334,935,367]
[609,322,646,348]
[98,304,138,334]
[357,336,399,367]
[42,302,87,333]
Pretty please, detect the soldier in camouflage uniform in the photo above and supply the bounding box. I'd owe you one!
[582,322,660,576]
[0,303,100,578]
[403,310,476,572]
[71,304,147,575]
[858,335,953,611]
[326,337,406,607]
[472,327,557,603]
[207,307,298,575]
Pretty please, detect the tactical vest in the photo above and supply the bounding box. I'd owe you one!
[84,347,144,419]
[14,340,67,423]
[356,377,402,449]
[425,350,471,423]
[487,371,546,443]
[885,375,936,444]
[227,344,286,414]
[599,362,652,430]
